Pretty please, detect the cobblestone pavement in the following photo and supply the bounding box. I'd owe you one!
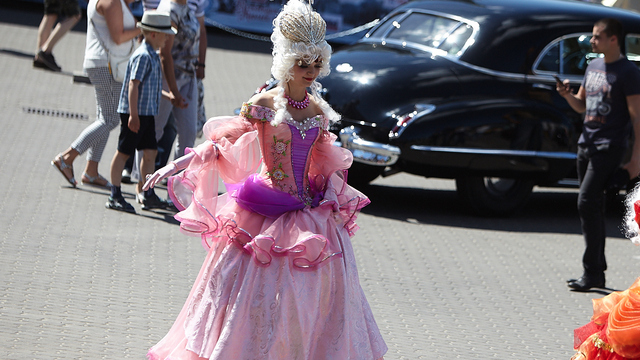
[1,4,640,360]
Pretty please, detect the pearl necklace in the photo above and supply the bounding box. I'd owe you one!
[285,91,310,109]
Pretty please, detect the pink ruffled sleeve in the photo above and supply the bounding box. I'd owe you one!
[168,116,262,244]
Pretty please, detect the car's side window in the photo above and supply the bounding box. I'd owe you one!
[537,42,560,73]
[367,12,404,39]
[626,34,640,69]
[534,34,595,76]
[561,36,593,75]
[438,23,474,56]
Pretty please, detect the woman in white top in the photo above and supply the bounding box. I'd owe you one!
[51,0,140,188]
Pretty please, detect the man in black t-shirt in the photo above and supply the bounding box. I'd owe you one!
[558,18,640,291]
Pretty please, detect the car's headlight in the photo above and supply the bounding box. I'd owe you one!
[389,104,436,138]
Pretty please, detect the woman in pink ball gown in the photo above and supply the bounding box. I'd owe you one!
[142,1,387,359]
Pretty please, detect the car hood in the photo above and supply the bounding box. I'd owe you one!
[322,43,462,127]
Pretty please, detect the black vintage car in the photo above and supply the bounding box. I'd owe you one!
[320,0,640,215]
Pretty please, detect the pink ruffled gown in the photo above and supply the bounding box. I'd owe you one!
[147,103,388,360]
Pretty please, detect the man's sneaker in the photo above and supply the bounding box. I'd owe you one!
[106,196,136,213]
[137,192,169,211]
[121,168,133,184]
[33,50,61,72]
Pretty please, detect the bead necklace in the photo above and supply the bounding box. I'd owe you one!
[285,91,310,109]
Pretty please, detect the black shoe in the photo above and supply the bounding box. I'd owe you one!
[34,50,61,72]
[138,192,169,211]
[568,275,605,291]
[165,198,179,212]
[106,196,136,213]
[33,58,47,69]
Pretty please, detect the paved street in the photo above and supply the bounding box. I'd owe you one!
[1,4,640,359]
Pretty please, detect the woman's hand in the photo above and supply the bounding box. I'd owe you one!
[143,163,178,190]
[171,92,188,109]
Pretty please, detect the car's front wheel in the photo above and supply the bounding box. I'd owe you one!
[346,162,384,187]
[455,176,534,216]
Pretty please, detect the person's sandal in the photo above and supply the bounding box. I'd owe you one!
[81,173,112,188]
[51,154,77,187]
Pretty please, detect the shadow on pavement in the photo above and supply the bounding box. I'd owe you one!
[0,48,33,59]
[358,183,628,237]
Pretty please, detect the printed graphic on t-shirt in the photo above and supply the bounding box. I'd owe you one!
[584,69,612,127]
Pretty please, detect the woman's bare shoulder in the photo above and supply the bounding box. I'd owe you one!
[97,0,119,15]
[247,88,278,109]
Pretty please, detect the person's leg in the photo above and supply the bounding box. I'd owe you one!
[195,78,206,138]
[156,113,177,170]
[70,68,122,178]
[136,115,167,210]
[574,146,624,287]
[36,14,57,52]
[139,149,159,194]
[131,81,172,183]
[106,114,138,213]
[138,146,168,210]
[106,150,136,213]
[37,0,80,71]
[34,12,62,71]
[40,13,81,54]
[172,77,198,159]
[110,151,130,189]
[111,113,138,188]
[34,0,62,72]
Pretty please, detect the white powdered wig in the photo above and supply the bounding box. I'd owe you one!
[624,182,640,245]
[269,0,339,126]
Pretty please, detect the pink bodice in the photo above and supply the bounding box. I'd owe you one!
[240,103,330,207]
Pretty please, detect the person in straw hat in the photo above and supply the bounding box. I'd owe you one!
[143,1,388,358]
[106,10,179,213]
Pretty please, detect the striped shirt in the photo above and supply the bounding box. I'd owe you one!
[117,41,163,116]
[143,0,207,17]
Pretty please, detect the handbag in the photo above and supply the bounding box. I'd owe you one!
[91,19,135,83]
[107,53,131,83]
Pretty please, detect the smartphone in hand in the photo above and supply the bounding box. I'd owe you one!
[553,75,563,86]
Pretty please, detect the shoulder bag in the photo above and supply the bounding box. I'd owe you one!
[91,19,135,83]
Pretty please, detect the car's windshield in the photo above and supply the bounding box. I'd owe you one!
[366,11,476,57]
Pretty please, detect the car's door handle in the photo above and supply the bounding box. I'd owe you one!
[532,83,554,91]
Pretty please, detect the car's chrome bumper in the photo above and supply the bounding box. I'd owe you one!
[336,126,401,166]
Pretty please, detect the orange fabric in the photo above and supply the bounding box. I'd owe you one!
[607,278,640,358]
[573,278,640,359]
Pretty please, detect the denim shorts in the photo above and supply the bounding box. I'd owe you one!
[117,114,158,156]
